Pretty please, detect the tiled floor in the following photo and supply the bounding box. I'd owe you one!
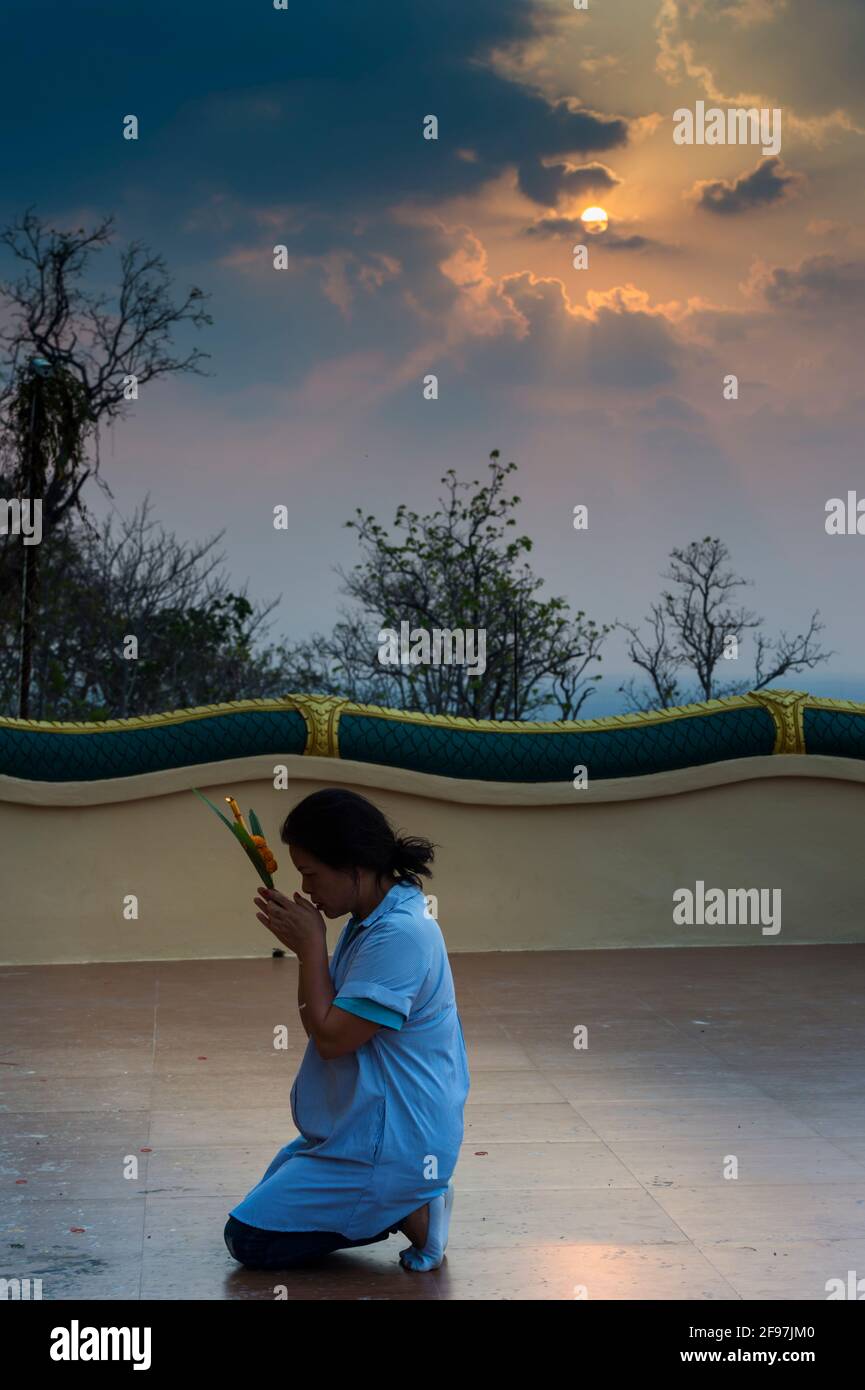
[2,945,865,1300]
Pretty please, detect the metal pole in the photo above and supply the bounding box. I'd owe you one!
[18,363,47,719]
[513,598,519,719]
[17,377,39,718]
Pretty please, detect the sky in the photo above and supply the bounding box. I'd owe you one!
[2,0,864,712]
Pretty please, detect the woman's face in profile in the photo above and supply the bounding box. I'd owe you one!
[288,845,359,919]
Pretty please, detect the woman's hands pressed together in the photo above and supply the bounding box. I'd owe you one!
[254,887,327,960]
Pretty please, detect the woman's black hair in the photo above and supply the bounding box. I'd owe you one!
[280,788,434,890]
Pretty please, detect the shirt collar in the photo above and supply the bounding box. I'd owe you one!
[349,880,415,932]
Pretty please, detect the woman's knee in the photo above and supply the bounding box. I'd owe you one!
[224,1215,259,1267]
[225,1215,304,1270]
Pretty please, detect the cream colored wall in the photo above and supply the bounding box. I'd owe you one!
[0,753,861,964]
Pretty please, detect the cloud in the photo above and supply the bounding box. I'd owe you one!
[3,0,635,239]
[583,303,681,388]
[655,0,865,138]
[595,231,663,252]
[691,157,803,216]
[492,276,684,390]
[805,218,852,240]
[714,0,790,28]
[580,52,624,76]
[522,219,671,254]
[516,160,622,207]
[752,254,865,311]
[436,226,527,342]
[219,243,403,317]
[637,395,707,426]
[681,302,757,344]
[641,423,727,471]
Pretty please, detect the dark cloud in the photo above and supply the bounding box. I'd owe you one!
[692,158,802,216]
[683,307,755,344]
[516,160,622,207]
[585,304,680,388]
[0,0,638,408]
[637,395,705,426]
[643,423,725,463]
[758,254,865,311]
[595,231,668,253]
[0,0,628,228]
[523,220,669,254]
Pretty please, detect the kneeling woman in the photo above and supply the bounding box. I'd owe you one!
[225,788,471,1272]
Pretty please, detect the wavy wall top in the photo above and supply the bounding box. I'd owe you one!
[1,688,864,785]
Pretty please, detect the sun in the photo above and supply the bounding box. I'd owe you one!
[580,206,609,234]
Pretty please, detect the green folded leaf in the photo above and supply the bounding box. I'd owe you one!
[248,808,264,838]
[195,788,274,887]
[231,821,274,888]
[192,787,234,830]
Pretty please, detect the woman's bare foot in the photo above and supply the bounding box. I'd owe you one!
[397,1202,430,1249]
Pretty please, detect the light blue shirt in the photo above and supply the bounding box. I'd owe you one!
[230,881,471,1238]
[331,915,405,1030]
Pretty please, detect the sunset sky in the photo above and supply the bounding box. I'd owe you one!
[3,0,864,709]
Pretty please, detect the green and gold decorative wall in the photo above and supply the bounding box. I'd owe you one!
[3,686,865,962]
[0,687,863,785]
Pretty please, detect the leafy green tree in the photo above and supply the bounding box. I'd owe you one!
[281,452,609,719]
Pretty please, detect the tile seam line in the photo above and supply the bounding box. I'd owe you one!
[139,976,160,1301]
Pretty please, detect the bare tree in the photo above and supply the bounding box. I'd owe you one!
[0,500,293,720]
[0,208,213,711]
[616,604,683,711]
[617,537,831,711]
[0,209,212,527]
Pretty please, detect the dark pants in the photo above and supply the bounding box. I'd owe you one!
[224,1214,402,1270]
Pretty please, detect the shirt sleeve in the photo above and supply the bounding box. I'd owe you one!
[334,996,405,1031]
[333,919,430,1024]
